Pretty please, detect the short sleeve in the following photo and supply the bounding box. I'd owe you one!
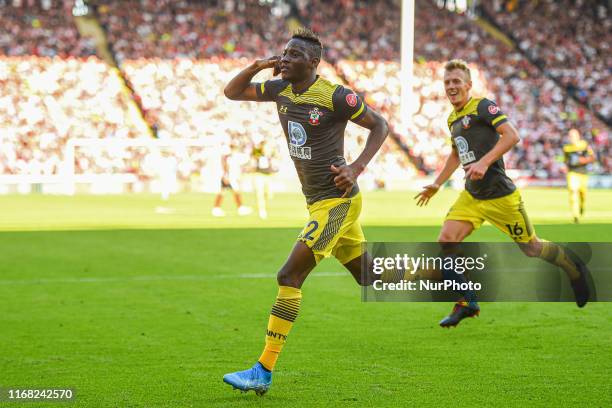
[478,98,508,128]
[333,86,368,121]
[254,79,287,102]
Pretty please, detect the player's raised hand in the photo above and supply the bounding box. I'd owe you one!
[414,183,440,207]
[464,160,488,181]
[331,164,356,198]
[255,56,281,74]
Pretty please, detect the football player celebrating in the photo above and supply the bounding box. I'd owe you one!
[222,28,388,394]
[415,60,590,327]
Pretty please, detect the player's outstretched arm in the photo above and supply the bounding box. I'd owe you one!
[331,109,389,196]
[415,149,460,206]
[223,57,280,101]
[464,122,520,181]
[580,146,596,165]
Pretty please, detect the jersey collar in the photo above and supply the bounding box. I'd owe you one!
[291,75,320,96]
[454,97,473,114]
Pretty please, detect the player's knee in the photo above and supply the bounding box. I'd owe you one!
[438,231,461,243]
[519,242,540,258]
[276,268,294,286]
[276,266,304,287]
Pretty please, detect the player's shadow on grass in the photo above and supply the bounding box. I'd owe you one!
[210,393,291,405]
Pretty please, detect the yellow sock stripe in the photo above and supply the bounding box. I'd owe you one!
[271,287,301,320]
[275,299,301,312]
[270,302,301,322]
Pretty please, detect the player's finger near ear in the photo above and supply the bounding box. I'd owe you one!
[330,164,340,173]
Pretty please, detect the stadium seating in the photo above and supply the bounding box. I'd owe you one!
[0,0,609,183]
[480,0,611,124]
[0,1,95,57]
[0,57,141,176]
[332,0,610,176]
[96,0,288,62]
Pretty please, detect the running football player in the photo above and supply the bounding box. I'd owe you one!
[563,128,595,223]
[415,60,590,328]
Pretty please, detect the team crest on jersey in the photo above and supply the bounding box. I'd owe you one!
[308,107,323,126]
[488,105,500,115]
[461,115,471,129]
[346,93,357,107]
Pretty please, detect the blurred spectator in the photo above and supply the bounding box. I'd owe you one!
[0,0,96,57]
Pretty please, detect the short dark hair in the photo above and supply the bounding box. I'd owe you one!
[291,27,323,60]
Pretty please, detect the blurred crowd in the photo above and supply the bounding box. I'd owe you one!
[0,57,140,176]
[96,0,288,62]
[0,0,95,57]
[120,57,414,185]
[334,0,611,176]
[0,0,609,184]
[297,0,400,62]
[481,0,611,124]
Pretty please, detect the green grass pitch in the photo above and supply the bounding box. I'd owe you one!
[1,188,611,407]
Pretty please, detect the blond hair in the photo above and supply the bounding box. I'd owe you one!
[445,59,471,81]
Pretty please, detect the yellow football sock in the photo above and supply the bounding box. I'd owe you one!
[258,285,302,371]
[539,240,580,280]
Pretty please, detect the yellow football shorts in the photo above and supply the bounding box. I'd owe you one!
[298,193,365,264]
[567,171,589,193]
[445,189,536,243]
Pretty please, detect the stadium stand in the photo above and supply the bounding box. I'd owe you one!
[95,0,288,62]
[479,0,611,125]
[323,0,611,176]
[0,0,95,57]
[0,0,609,186]
[0,56,143,176]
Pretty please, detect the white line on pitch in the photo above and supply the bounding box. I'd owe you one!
[0,267,608,286]
[0,271,347,285]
